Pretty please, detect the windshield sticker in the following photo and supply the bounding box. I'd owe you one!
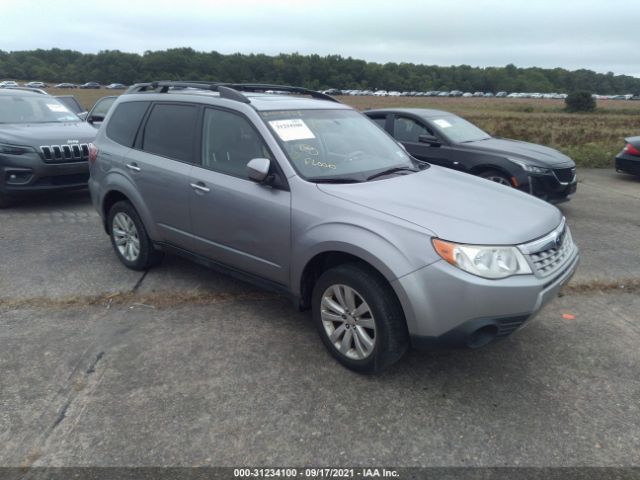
[269,119,316,142]
[47,103,70,113]
[433,119,452,129]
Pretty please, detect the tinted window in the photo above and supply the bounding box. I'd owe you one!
[106,101,149,147]
[201,108,271,178]
[91,97,117,117]
[370,116,387,129]
[393,116,430,143]
[142,104,199,162]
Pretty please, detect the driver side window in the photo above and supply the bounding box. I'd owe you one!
[393,116,431,143]
[201,108,272,178]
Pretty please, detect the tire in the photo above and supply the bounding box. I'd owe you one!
[312,262,409,374]
[478,169,513,187]
[107,200,163,270]
[0,192,16,209]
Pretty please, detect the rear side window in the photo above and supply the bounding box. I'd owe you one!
[106,101,149,147]
[370,116,387,130]
[142,103,199,163]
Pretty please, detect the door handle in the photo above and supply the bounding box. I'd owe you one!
[190,182,210,193]
[126,163,141,172]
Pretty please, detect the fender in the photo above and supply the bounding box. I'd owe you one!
[99,170,160,240]
[290,220,440,298]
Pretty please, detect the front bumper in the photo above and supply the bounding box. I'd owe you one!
[615,154,640,176]
[524,169,577,203]
[392,248,579,349]
[0,152,89,197]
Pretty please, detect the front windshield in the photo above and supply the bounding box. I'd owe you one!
[428,115,490,143]
[261,109,416,181]
[0,95,80,124]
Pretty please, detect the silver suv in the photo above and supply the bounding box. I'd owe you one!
[89,82,579,373]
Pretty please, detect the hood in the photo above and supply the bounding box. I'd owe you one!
[461,137,574,167]
[317,166,562,245]
[0,122,97,147]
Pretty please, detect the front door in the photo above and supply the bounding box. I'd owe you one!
[188,107,291,285]
[393,115,453,167]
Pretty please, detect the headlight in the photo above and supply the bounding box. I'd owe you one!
[432,238,532,279]
[508,158,550,174]
[0,143,34,155]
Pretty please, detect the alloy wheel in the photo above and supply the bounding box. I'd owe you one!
[320,284,377,360]
[112,212,141,262]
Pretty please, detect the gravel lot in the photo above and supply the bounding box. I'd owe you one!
[0,169,639,468]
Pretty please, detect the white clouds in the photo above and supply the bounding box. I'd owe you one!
[1,0,638,75]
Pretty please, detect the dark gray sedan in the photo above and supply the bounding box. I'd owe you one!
[365,108,577,203]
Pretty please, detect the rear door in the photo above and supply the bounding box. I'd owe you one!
[124,102,199,248]
[188,107,291,285]
[392,114,453,167]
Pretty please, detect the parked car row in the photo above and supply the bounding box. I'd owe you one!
[0,80,127,89]
[321,88,638,100]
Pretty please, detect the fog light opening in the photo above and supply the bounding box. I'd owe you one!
[467,325,498,349]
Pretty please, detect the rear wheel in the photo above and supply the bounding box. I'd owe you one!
[312,263,409,374]
[107,200,162,270]
[479,169,512,187]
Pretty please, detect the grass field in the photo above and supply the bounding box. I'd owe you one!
[49,88,640,168]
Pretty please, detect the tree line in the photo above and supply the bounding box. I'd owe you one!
[1,48,639,94]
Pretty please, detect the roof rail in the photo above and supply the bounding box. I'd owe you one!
[0,86,48,95]
[227,84,340,103]
[124,81,340,104]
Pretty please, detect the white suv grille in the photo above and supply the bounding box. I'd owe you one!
[519,219,577,279]
[529,229,575,277]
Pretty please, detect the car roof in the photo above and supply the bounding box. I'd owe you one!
[365,108,455,119]
[121,90,351,112]
[0,88,45,97]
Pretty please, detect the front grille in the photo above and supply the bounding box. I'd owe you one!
[528,228,575,278]
[553,167,576,183]
[40,144,89,163]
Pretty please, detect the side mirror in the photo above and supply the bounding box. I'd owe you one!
[247,158,271,183]
[418,134,441,146]
[87,115,104,125]
[77,111,88,121]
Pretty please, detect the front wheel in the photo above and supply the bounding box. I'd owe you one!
[312,263,409,374]
[479,169,513,187]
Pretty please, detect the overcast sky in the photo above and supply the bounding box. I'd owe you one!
[1,0,638,77]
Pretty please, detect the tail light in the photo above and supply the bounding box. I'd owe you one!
[88,143,98,165]
[624,143,640,156]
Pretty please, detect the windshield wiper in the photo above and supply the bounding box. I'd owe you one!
[366,166,418,181]
[309,177,362,184]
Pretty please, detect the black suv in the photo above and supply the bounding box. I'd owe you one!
[0,89,97,207]
[365,108,577,203]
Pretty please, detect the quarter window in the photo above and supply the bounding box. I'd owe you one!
[106,101,149,147]
[201,108,272,178]
[142,104,199,163]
